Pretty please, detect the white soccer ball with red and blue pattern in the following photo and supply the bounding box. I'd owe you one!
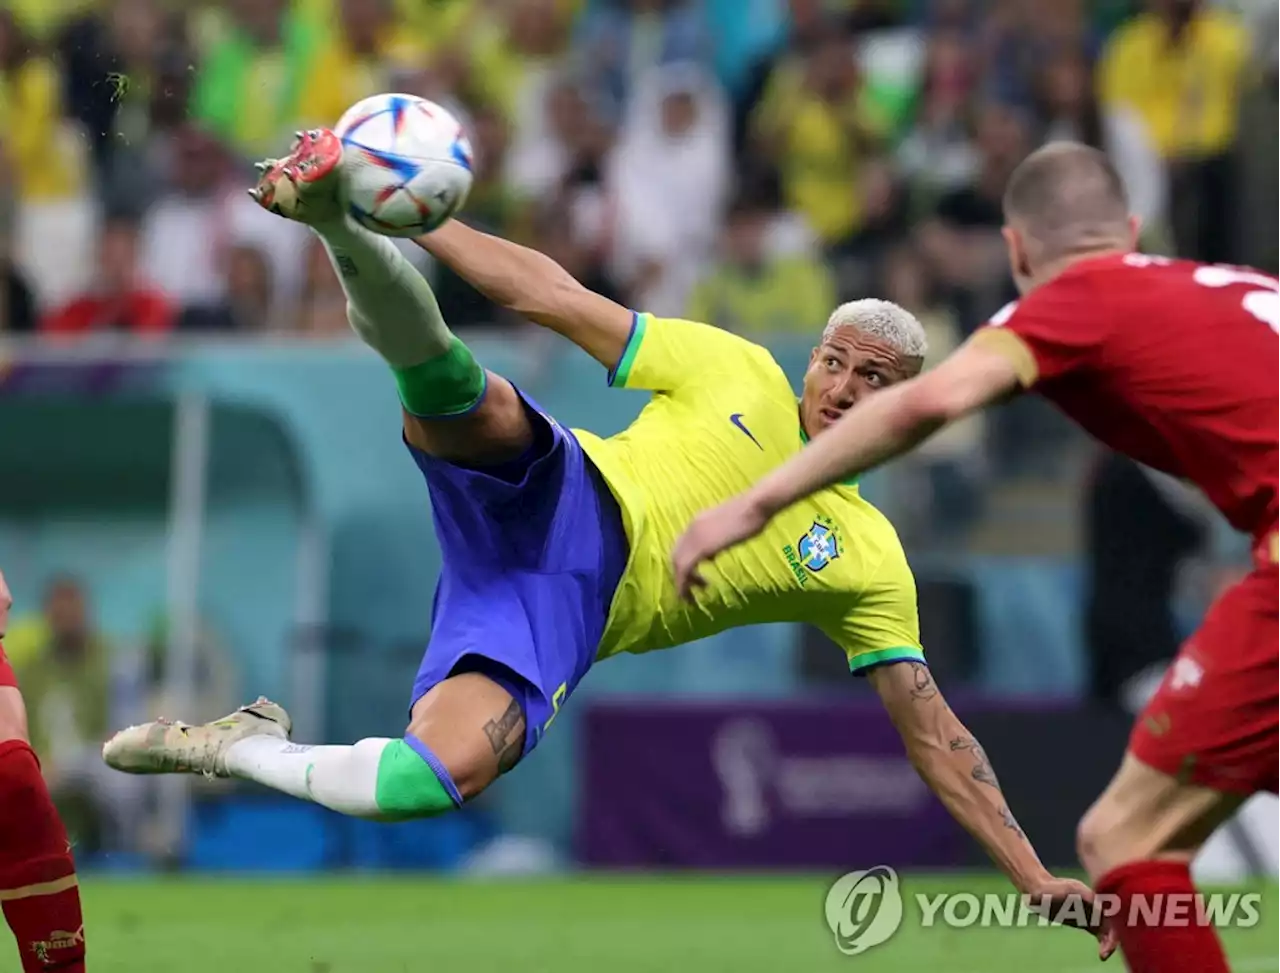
[335,93,473,237]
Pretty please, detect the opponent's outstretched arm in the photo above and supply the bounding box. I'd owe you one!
[417,220,634,371]
[871,661,1117,959]
[672,339,1022,596]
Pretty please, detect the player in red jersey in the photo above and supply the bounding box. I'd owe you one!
[0,569,86,972]
[674,142,1277,973]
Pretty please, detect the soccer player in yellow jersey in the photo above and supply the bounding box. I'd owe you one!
[102,131,1106,945]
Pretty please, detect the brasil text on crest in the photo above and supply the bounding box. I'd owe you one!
[782,516,842,586]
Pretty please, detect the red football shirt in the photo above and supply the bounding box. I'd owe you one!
[976,252,1278,538]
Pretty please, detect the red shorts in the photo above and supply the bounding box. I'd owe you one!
[0,642,15,689]
[1129,541,1278,794]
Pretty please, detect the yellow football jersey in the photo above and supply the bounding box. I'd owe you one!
[575,314,924,674]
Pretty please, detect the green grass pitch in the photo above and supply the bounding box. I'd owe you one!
[69,873,1276,973]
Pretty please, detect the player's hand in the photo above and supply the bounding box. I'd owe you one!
[0,568,10,639]
[1024,875,1118,961]
[672,495,770,600]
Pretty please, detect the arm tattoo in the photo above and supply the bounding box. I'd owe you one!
[907,662,938,702]
[999,805,1025,839]
[496,738,523,775]
[483,699,525,758]
[949,736,1001,788]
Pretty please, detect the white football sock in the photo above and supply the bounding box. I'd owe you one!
[311,217,452,367]
[224,736,392,818]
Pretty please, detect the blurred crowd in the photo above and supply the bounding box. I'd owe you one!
[0,0,1271,344]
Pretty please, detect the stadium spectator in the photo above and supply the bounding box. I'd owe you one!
[915,100,1029,334]
[686,189,835,337]
[0,151,36,333]
[574,0,710,123]
[735,0,837,156]
[295,234,354,337]
[180,243,279,333]
[138,125,236,312]
[0,8,94,309]
[488,0,577,196]
[39,215,174,338]
[877,243,983,538]
[895,29,980,206]
[191,0,319,161]
[0,256,34,335]
[1032,47,1168,249]
[139,124,303,324]
[1083,454,1211,715]
[296,0,425,129]
[980,0,1095,109]
[749,28,890,247]
[1098,0,1248,262]
[0,10,81,204]
[433,105,533,330]
[529,78,622,303]
[607,62,729,315]
[57,0,181,197]
[6,577,133,854]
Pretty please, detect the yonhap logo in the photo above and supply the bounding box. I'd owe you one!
[824,866,903,955]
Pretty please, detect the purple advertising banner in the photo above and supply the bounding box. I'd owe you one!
[577,699,969,869]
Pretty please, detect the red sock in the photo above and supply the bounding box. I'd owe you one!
[0,740,85,972]
[1096,860,1229,973]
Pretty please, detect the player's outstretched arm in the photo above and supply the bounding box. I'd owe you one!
[870,661,1117,960]
[416,220,634,371]
[672,339,1023,598]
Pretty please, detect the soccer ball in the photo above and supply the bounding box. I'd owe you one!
[335,93,473,237]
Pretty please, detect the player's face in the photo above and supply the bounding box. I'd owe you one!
[800,327,918,435]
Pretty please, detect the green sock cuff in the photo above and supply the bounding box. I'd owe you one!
[392,337,487,418]
[373,739,460,820]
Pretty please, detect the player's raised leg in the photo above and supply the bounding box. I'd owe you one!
[250,128,533,466]
[0,572,86,972]
[102,131,549,819]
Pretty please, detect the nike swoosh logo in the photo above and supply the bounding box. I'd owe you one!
[729,413,763,450]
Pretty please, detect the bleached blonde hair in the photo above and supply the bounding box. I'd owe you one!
[822,299,928,359]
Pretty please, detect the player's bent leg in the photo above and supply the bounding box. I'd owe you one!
[1078,755,1241,973]
[0,679,86,972]
[1074,558,1277,973]
[229,674,523,821]
[1077,753,1243,877]
[102,675,523,821]
[252,129,532,467]
[405,671,524,799]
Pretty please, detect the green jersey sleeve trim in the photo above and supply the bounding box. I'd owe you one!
[848,646,926,676]
[608,312,649,388]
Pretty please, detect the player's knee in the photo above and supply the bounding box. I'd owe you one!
[401,725,507,804]
[403,375,534,466]
[373,737,467,819]
[1076,801,1117,877]
[1077,790,1149,878]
